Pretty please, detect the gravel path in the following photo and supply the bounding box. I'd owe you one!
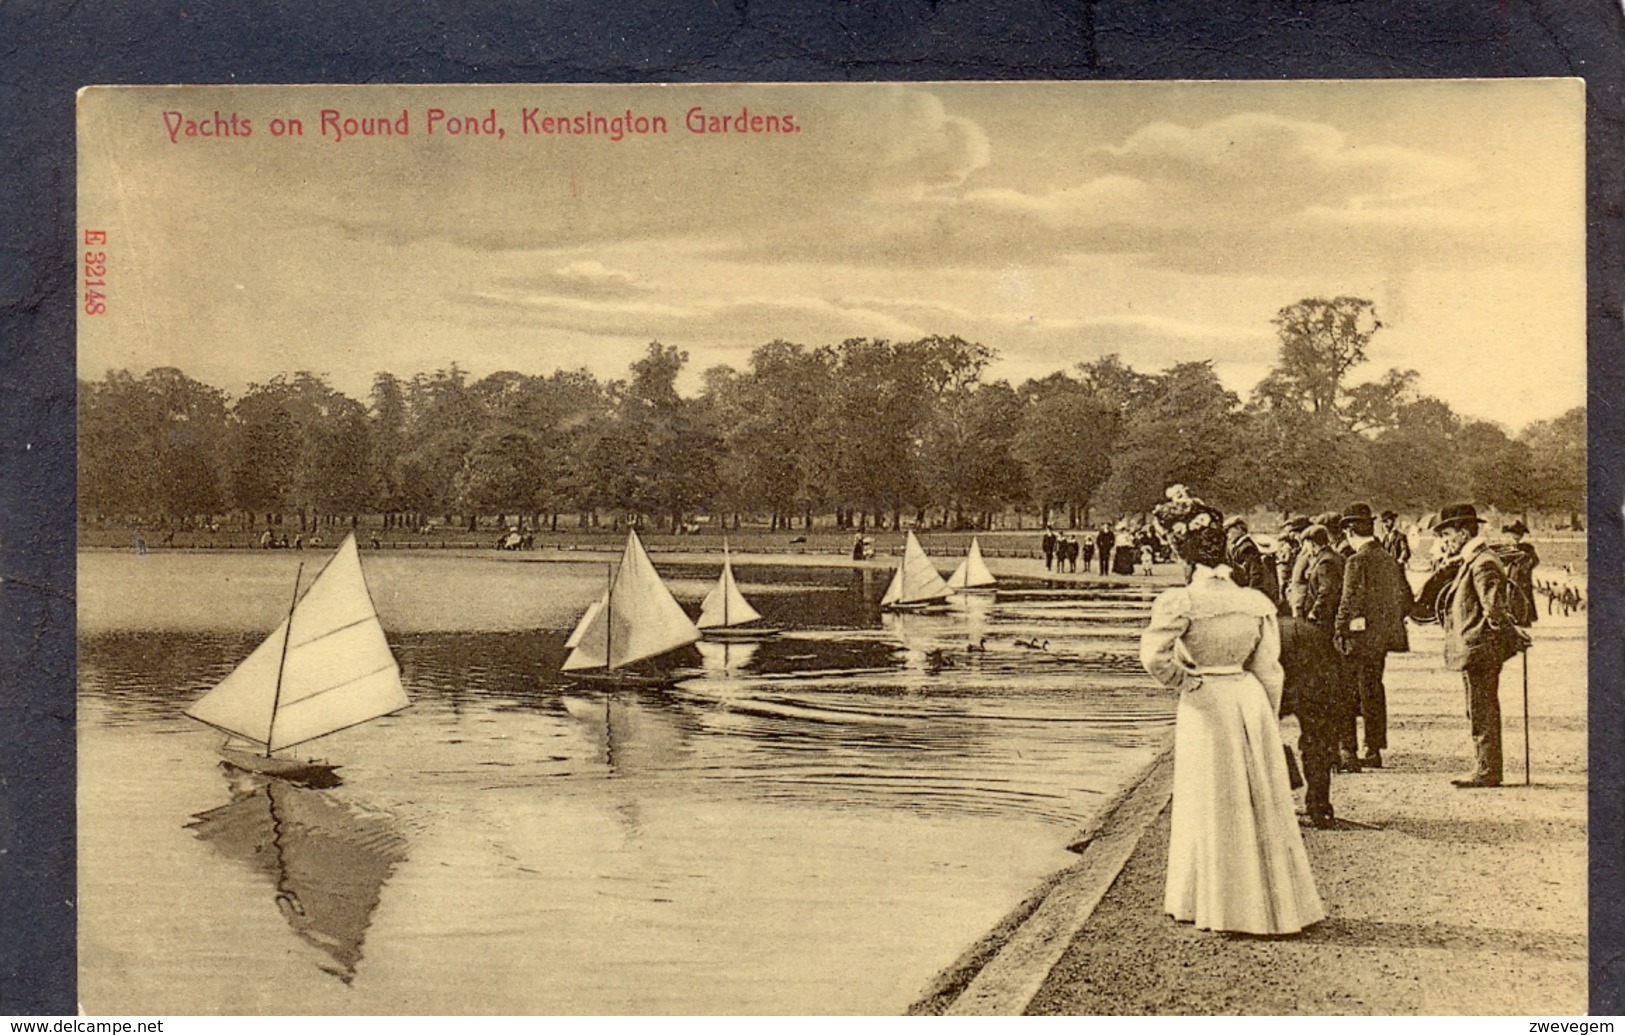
[1021,613,1587,1015]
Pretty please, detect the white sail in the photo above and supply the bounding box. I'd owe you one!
[697,546,763,629]
[880,531,954,608]
[564,597,605,648]
[947,537,998,590]
[561,530,700,671]
[186,534,408,752]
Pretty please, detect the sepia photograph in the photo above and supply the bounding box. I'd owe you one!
[75,80,1586,1015]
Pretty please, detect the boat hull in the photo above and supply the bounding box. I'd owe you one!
[698,626,781,641]
[562,668,684,689]
[882,600,954,614]
[218,745,342,787]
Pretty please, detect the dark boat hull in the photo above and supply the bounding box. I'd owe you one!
[698,626,781,641]
[882,600,954,614]
[562,668,683,689]
[219,745,342,788]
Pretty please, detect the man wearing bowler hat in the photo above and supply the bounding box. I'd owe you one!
[1437,503,1518,787]
[1334,503,1413,769]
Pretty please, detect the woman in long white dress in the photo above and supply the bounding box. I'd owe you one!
[1142,488,1325,936]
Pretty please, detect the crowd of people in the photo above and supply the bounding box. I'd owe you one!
[1134,485,1541,938]
[1040,523,1165,576]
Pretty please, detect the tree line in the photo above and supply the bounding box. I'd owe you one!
[77,297,1586,535]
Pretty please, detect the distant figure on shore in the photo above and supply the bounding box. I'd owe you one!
[1096,525,1114,576]
[1139,542,1154,576]
[1112,525,1136,576]
[1141,486,1324,935]
[1434,503,1524,788]
[1041,526,1057,571]
[260,530,273,550]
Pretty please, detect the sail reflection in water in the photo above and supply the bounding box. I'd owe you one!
[187,769,410,983]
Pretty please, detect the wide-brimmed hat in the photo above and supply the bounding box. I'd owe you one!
[1434,503,1483,532]
[1302,524,1332,547]
[1313,511,1342,530]
[1380,509,1399,523]
[1339,503,1375,528]
[1224,516,1247,532]
[1283,516,1310,533]
[1503,519,1530,536]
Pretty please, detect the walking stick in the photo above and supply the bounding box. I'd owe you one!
[1523,649,1531,786]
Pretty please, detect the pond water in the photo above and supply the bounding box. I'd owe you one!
[77,550,1175,1015]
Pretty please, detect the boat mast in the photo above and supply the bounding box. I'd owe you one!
[265,563,304,757]
[603,561,614,673]
[722,540,730,628]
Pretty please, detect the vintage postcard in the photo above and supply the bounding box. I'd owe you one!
[76,81,1586,1015]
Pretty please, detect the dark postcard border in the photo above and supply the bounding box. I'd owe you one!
[2,0,1620,1015]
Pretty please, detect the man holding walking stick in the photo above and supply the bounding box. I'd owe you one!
[1432,503,1530,789]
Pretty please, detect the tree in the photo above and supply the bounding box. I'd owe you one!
[1522,406,1585,523]
[1257,297,1383,421]
[231,372,373,530]
[933,379,1028,528]
[457,429,546,522]
[1456,421,1537,516]
[1099,362,1242,517]
[1362,397,1463,510]
[1225,406,1368,514]
[1011,376,1117,526]
[79,368,229,522]
[607,342,722,529]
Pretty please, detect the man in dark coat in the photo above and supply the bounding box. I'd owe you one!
[1284,523,1345,825]
[1502,520,1540,627]
[1438,504,1521,787]
[1334,502,1414,770]
[1379,509,1412,569]
[1041,526,1057,571]
[1096,525,1114,576]
[1278,516,1310,616]
[1224,517,1281,607]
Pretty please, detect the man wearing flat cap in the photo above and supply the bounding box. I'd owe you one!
[1437,504,1521,786]
[1334,503,1413,770]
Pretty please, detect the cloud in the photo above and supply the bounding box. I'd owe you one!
[719,110,1499,277]
[452,287,926,348]
[497,260,654,300]
[1102,113,1473,215]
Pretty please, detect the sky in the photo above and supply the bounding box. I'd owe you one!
[77,80,1585,432]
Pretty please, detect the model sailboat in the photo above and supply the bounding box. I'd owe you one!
[946,536,998,592]
[697,542,779,640]
[185,533,409,785]
[880,531,956,612]
[560,529,700,686]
